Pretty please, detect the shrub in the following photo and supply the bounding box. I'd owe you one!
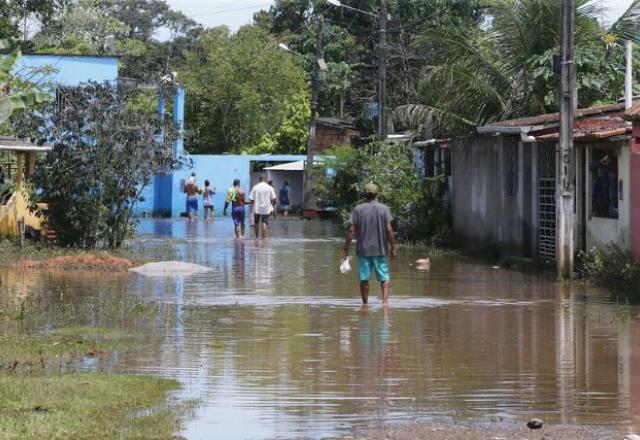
[316,142,452,244]
[17,82,181,248]
[577,245,640,302]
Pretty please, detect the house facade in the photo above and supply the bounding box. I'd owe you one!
[450,103,637,261]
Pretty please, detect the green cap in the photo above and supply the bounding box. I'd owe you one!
[363,183,378,194]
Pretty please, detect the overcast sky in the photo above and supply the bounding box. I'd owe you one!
[166,0,634,31]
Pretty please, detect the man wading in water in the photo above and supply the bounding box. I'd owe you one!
[342,183,396,303]
[249,175,277,240]
[223,179,247,239]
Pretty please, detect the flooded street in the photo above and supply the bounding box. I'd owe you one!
[3,218,640,439]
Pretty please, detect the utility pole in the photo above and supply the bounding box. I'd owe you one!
[626,40,633,110]
[378,0,388,138]
[557,0,576,279]
[303,15,324,217]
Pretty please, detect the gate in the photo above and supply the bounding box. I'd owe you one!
[537,143,556,261]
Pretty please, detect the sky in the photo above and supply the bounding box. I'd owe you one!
[166,0,635,31]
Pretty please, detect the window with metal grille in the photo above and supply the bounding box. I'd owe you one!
[590,148,619,219]
[504,141,519,197]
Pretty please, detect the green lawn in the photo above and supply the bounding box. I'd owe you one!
[0,373,188,439]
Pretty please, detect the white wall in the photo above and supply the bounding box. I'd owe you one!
[585,144,630,251]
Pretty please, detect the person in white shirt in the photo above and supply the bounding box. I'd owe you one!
[249,175,277,239]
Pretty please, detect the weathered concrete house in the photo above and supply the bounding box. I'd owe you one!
[451,103,638,261]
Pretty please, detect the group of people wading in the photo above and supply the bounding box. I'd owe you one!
[183,173,293,240]
[184,172,396,304]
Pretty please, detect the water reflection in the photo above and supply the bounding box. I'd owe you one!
[1,219,640,439]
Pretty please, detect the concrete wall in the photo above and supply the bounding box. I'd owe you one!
[135,154,306,217]
[17,55,119,86]
[451,136,536,257]
[631,125,640,262]
[265,170,303,208]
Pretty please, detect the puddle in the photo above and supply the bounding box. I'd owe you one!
[2,218,640,439]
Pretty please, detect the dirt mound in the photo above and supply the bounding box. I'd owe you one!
[15,253,135,272]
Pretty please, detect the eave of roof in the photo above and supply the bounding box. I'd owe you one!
[534,126,632,142]
[0,136,52,152]
[484,102,626,128]
[623,101,640,120]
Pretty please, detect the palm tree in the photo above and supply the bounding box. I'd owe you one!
[399,0,605,136]
[608,0,640,43]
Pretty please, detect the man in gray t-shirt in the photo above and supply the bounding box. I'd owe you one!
[342,183,396,303]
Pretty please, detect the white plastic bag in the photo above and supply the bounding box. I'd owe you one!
[339,256,352,273]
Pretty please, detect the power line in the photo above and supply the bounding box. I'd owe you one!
[189,3,272,18]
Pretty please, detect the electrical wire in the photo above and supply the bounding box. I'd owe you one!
[189,3,273,18]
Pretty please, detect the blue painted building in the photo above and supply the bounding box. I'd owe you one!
[139,153,307,217]
[16,54,119,86]
[14,54,305,218]
[142,82,306,218]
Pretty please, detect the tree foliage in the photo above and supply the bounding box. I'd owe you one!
[181,26,308,153]
[244,90,310,155]
[411,0,630,137]
[17,82,180,248]
[0,42,50,125]
[0,0,63,44]
[32,0,202,80]
[316,143,451,243]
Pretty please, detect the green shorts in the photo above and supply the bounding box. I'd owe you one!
[358,256,390,282]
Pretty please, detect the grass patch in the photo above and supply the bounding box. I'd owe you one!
[0,326,139,372]
[0,373,191,439]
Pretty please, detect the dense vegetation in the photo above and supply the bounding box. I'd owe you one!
[15,82,180,248]
[2,0,640,248]
[316,143,452,244]
[3,0,639,152]
[577,246,640,302]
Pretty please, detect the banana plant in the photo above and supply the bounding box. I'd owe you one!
[0,40,50,124]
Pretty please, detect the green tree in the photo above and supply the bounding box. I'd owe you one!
[244,90,310,154]
[181,25,308,153]
[257,0,486,120]
[411,0,610,136]
[0,0,63,44]
[32,0,202,81]
[17,82,180,248]
[0,42,49,125]
[317,142,451,243]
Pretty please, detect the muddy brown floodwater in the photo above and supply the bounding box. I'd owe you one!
[2,218,640,440]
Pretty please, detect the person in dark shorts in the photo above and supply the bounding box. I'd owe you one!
[279,180,292,217]
[223,179,248,239]
[342,183,396,304]
[249,175,277,239]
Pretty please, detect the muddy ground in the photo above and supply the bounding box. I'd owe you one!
[329,422,629,439]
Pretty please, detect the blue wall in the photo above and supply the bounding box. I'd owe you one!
[16,54,119,86]
[136,154,306,217]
